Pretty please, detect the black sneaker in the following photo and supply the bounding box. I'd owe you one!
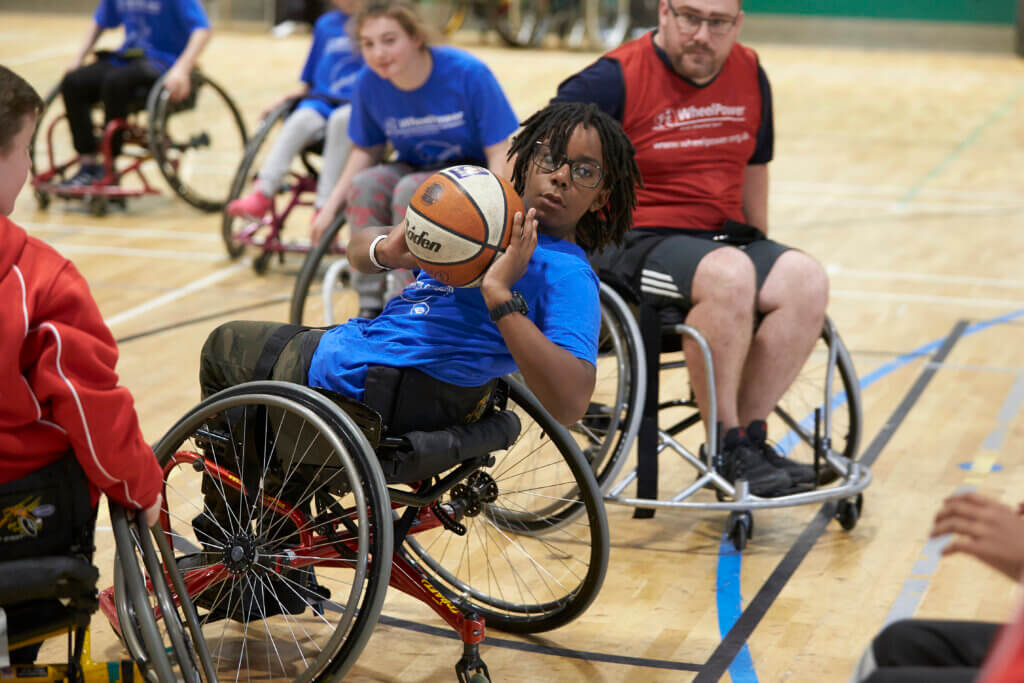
[715,427,793,497]
[59,162,105,189]
[746,420,817,487]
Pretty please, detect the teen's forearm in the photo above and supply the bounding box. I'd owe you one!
[493,313,595,425]
[171,27,211,72]
[72,22,104,68]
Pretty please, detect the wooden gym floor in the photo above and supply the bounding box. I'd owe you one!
[3,12,1024,682]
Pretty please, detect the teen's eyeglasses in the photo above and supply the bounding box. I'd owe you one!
[532,142,604,189]
[666,3,739,36]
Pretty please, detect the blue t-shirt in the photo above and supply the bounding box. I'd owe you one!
[94,0,210,71]
[296,10,363,119]
[347,46,519,168]
[308,234,600,399]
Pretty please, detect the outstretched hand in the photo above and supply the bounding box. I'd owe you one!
[931,492,1024,581]
[481,208,538,302]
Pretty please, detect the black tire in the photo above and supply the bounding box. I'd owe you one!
[569,283,645,491]
[727,511,752,551]
[148,71,248,212]
[289,212,348,325]
[220,99,297,260]
[30,85,79,189]
[772,318,862,483]
[836,493,863,531]
[400,378,610,634]
[115,382,392,682]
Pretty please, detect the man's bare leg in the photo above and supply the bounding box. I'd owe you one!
[737,250,829,425]
[683,247,757,439]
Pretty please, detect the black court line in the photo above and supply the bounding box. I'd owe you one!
[114,296,290,345]
[378,615,702,672]
[694,319,969,683]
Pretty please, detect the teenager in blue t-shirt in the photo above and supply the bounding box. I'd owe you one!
[59,0,211,188]
[226,0,365,221]
[310,1,520,318]
[199,100,641,431]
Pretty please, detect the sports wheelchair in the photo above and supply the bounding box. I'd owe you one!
[222,97,347,275]
[30,65,247,217]
[0,455,210,683]
[100,378,609,681]
[570,282,872,550]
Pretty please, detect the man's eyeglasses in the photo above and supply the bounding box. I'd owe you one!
[666,3,738,36]
[532,142,604,189]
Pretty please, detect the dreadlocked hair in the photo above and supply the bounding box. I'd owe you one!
[508,101,640,253]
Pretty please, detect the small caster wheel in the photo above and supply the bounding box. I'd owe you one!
[836,493,863,531]
[469,674,490,683]
[88,195,108,217]
[112,196,127,209]
[727,510,753,551]
[252,252,270,275]
[34,189,50,210]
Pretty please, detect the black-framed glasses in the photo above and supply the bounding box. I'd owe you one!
[531,142,604,189]
[666,3,738,36]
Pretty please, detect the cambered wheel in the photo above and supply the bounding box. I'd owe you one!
[289,213,349,325]
[114,382,392,682]
[148,71,248,212]
[220,98,300,260]
[568,283,644,491]
[400,378,610,634]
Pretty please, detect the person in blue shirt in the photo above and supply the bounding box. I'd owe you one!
[58,0,212,188]
[200,100,641,432]
[226,0,364,220]
[311,0,520,318]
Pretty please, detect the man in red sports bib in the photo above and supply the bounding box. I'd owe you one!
[555,0,828,496]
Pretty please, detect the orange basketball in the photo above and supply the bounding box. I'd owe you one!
[405,165,523,287]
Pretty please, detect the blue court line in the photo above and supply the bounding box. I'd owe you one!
[713,307,1024,682]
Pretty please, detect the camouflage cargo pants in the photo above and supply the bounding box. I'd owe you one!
[199,320,324,399]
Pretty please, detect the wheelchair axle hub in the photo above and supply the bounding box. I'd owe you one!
[222,534,258,575]
[449,471,498,518]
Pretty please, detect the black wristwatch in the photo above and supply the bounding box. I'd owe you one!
[489,291,529,322]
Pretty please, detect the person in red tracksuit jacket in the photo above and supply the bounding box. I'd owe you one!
[554,0,829,497]
[0,65,162,536]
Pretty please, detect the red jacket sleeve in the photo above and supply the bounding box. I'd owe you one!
[22,260,162,510]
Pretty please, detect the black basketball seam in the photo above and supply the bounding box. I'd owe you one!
[439,168,497,247]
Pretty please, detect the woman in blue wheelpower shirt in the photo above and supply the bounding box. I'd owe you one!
[59,0,212,188]
[311,0,520,318]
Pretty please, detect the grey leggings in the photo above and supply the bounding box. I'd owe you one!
[346,162,435,310]
[257,104,353,208]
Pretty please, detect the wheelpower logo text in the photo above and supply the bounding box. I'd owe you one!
[652,102,746,131]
